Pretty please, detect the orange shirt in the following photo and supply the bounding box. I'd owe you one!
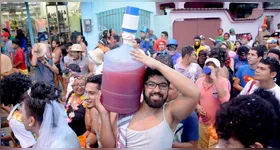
[196,76,230,125]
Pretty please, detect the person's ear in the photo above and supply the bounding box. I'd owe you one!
[28,116,36,127]
[271,71,277,79]
[249,142,263,148]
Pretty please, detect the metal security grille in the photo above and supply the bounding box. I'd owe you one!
[97,7,151,38]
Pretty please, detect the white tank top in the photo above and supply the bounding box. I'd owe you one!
[126,104,174,148]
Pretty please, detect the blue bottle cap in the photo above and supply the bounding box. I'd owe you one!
[125,6,139,16]
[203,67,211,75]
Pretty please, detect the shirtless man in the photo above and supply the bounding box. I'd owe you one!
[85,74,103,148]
[94,49,200,148]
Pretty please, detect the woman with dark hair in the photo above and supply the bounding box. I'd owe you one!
[76,35,88,56]
[234,41,242,52]
[21,82,80,148]
[15,29,30,72]
[1,72,36,148]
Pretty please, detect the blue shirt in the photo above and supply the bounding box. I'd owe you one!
[234,56,248,73]
[19,38,28,53]
[235,65,255,87]
[33,58,55,86]
[140,38,149,54]
[170,52,181,65]
[173,112,199,143]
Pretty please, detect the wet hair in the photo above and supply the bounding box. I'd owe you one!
[1,72,32,106]
[181,46,195,58]
[155,54,174,69]
[143,67,170,87]
[251,45,265,57]
[208,47,227,67]
[23,82,60,124]
[268,49,280,60]
[86,74,102,90]
[161,31,168,37]
[215,94,277,148]
[259,57,280,73]
[134,38,141,44]
[237,46,249,56]
[12,39,21,46]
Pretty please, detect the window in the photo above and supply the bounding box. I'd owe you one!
[184,2,224,8]
[229,3,258,18]
[159,3,175,15]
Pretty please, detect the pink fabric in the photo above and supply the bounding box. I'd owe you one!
[196,76,230,125]
[228,51,236,58]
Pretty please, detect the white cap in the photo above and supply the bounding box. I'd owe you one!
[205,58,221,68]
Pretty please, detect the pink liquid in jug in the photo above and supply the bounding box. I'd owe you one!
[101,66,145,114]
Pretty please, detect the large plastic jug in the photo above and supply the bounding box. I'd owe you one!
[101,6,145,114]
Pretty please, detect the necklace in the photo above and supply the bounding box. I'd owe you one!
[65,93,86,123]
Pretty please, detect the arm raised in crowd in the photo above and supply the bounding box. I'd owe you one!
[131,49,200,124]
[94,92,117,148]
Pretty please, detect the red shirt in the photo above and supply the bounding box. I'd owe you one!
[14,48,27,70]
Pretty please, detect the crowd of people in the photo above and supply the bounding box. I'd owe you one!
[1,21,280,148]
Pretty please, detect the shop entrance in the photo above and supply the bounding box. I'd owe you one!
[1,2,82,45]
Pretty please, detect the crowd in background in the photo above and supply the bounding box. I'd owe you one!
[1,22,280,148]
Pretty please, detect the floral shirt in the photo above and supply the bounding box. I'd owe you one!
[175,63,203,83]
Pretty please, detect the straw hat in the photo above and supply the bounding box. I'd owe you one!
[71,44,83,52]
[90,48,104,65]
[33,43,47,58]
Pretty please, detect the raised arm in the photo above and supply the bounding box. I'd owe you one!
[131,50,200,123]
[94,92,116,148]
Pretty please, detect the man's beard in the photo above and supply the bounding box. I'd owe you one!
[143,89,168,108]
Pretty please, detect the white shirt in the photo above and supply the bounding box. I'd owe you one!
[229,35,236,43]
[240,80,280,102]
[95,63,103,75]
[9,119,36,148]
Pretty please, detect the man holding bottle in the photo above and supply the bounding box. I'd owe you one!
[195,58,230,148]
[93,49,200,148]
